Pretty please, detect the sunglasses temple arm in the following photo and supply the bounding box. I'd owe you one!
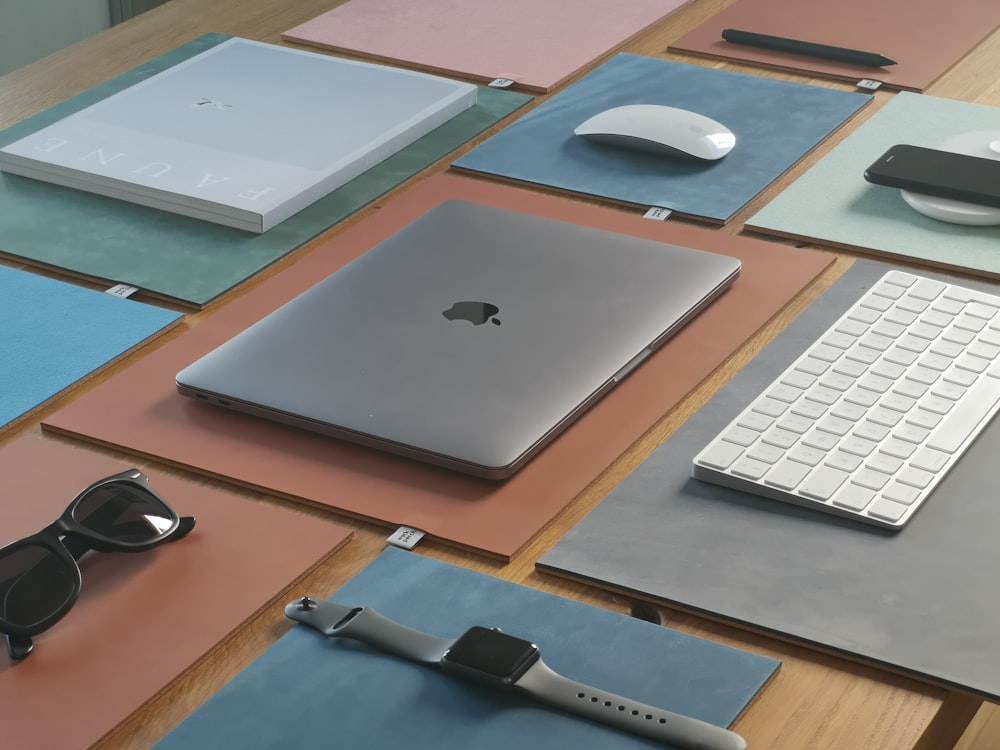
[5,632,34,661]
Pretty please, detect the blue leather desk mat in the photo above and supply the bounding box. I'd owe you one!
[454,53,871,223]
[540,258,1000,700]
[0,264,180,430]
[154,548,779,749]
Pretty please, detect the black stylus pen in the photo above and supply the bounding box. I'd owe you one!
[721,28,896,67]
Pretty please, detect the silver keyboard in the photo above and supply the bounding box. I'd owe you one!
[692,270,1000,529]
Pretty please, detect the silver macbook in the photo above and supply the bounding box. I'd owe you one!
[176,200,740,479]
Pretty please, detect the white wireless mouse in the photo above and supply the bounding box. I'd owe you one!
[574,104,736,161]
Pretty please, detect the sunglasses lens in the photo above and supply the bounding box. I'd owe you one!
[72,481,177,544]
[0,544,76,629]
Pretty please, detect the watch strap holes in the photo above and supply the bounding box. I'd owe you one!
[575,690,670,722]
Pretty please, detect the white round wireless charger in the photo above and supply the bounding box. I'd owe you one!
[901,130,1000,226]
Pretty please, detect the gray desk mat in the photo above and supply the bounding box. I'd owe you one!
[540,258,1000,699]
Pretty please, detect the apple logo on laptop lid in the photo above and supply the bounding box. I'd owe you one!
[443,301,501,326]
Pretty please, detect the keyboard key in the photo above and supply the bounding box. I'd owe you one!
[883,436,919,457]
[893,379,927,399]
[810,344,845,363]
[761,428,800,450]
[768,384,803,403]
[867,453,904,475]
[873,282,906,300]
[738,412,773,432]
[910,279,946,300]
[967,301,998,320]
[788,446,825,467]
[884,347,918,366]
[853,468,892,491]
[880,393,916,413]
[748,443,785,464]
[777,414,814,434]
[800,466,850,500]
[783,369,817,389]
[871,360,906,380]
[791,400,827,420]
[927,375,1000,454]
[906,409,942,430]
[803,430,839,451]
[796,357,830,376]
[882,423,931,458]
[853,421,890,442]
[723,426,760,447]
[849,306,881,324]
[943,368,978,388]
[897,467,934,489]
[867,497,909,523]
[731,457,770,481]
[819,372,857,392]
[841,436,877,457]
[696,441,744,470]
[763,460,811,490]
[825,450,862,472]
[910,448,949,473]
[970,341,1000,360]
[832,359,868,378]
[753,398,788,418]
[897,297,928,314]
[831,401,868,421]
[885,308,918,326]
[883,482,920,506]
[833,485,875,511]
[805,386,841,406]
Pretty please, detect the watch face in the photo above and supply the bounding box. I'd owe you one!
[441,626,540,684]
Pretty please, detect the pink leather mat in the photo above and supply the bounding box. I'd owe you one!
[0,435,352,750]
[283,0,691,92]
[44,173,833,559]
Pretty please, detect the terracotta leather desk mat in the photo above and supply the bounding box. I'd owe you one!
[669,0,1000,93]
[44,172,833,559]
[0,436,352,750]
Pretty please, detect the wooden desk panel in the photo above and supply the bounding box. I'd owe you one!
[1,0,998,747]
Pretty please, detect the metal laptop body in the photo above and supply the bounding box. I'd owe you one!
[176,200,740,478]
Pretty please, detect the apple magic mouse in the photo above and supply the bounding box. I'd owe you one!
[574,104,736,161]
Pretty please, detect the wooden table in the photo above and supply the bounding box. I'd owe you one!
[1,0,998,747]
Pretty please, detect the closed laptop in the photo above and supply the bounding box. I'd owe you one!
[176,200,740,478]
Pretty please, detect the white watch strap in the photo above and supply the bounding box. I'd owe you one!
[285,599,454,665]
[515,659,746,750]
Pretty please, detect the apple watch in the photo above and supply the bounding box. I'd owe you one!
[285,597,746,750]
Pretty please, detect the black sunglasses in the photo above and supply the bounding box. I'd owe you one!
[0,469,195,661]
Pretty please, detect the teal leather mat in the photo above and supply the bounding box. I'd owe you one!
[0,34,532,307]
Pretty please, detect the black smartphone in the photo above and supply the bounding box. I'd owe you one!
[863,143,1000,208]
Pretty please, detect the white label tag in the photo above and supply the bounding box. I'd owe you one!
[105,283,139,298]
[488,78,516,88]
[387,526,426,550]
[643,206,673,221]
[856,79,883,92]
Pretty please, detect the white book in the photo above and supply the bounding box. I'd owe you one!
[0,38,477,232]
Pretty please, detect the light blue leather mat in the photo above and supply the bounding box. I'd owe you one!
[747,92,1000,277]
[454,53,871,223]
[0,265,180,429]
